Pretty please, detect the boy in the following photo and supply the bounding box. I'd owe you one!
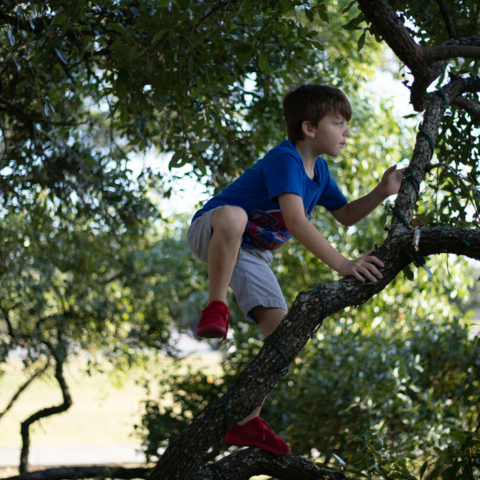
[187,84,404,455]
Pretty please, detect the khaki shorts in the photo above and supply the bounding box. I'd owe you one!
[187,207,288,323]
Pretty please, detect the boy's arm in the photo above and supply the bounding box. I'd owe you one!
[330,165,405,227]
[278,193,384,283]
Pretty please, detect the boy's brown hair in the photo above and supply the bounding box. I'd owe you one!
[283,84,352,142]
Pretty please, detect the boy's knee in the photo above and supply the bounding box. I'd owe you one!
[212,206,248,236]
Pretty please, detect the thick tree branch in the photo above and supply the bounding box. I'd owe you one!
[436,0,457,39]
[357,1,480,110]
[442,36,480,47]
[390,75,471,227]
[0,361,50,422]
[3,466,152,480]
[357,0,442,111]
[19,354,72,473]
[189,448,345,480]
[452,96,480,120]
[422,45,480,63]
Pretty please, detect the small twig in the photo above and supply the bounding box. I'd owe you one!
[436,0,457,39]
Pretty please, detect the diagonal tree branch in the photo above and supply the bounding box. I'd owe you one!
[452,96,480,120]
[0,360,50,422]
[390,75,471,227]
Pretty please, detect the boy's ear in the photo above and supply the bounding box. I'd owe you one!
[301,120,316,139]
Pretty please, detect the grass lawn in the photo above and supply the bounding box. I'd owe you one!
[0,352,222,448]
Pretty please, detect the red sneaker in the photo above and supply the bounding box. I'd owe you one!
[223,417,291,455]
[196,301,230,342]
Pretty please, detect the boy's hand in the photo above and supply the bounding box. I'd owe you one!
[379,165,406,198]
[338,249,384,283]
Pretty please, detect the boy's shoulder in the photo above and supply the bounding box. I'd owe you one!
[257,140,302,167]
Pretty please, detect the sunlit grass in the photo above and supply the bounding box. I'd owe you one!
[0,352,222,449]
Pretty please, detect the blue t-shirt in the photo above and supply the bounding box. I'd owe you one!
[192,140,347,250]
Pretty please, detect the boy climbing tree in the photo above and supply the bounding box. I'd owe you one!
[186,83,405,454]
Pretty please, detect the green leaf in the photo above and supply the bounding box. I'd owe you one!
[363,430,374,442]
[195,141,211,152]
[55,48,69,64]
[317,4,329,23]
[403,266,414,281]
[7,28,15,46]
[116,81,128,100]
[151,29,167,44]
[311,40,324,51]
[342,24,362,31]
[169,149,185,169]
[342,1,357,13]
[357,31,366,52]
[195,157,207,176]
[13,56,21,71]
[419,460,430,480]
[15,80,26,95]
[373,436,383,449]
[52,13,66,25]
[258,54,269,72]
[305,8,314,22]
[106,23,127,33]
[450,431,466,443]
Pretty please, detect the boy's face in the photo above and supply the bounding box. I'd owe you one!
[310,112,350,157]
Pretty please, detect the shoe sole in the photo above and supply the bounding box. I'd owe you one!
[223,433,291,455]
[196,325,227,339]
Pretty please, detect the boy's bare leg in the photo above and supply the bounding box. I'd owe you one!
[208,206,248,305]
[238,306,287,425]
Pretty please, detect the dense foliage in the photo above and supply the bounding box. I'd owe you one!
[1,0,479,477]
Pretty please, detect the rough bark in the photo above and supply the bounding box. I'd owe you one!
[390,75,471,228]
[188,448,346,480]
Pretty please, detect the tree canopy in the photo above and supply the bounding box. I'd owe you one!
[0,0,480,479]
